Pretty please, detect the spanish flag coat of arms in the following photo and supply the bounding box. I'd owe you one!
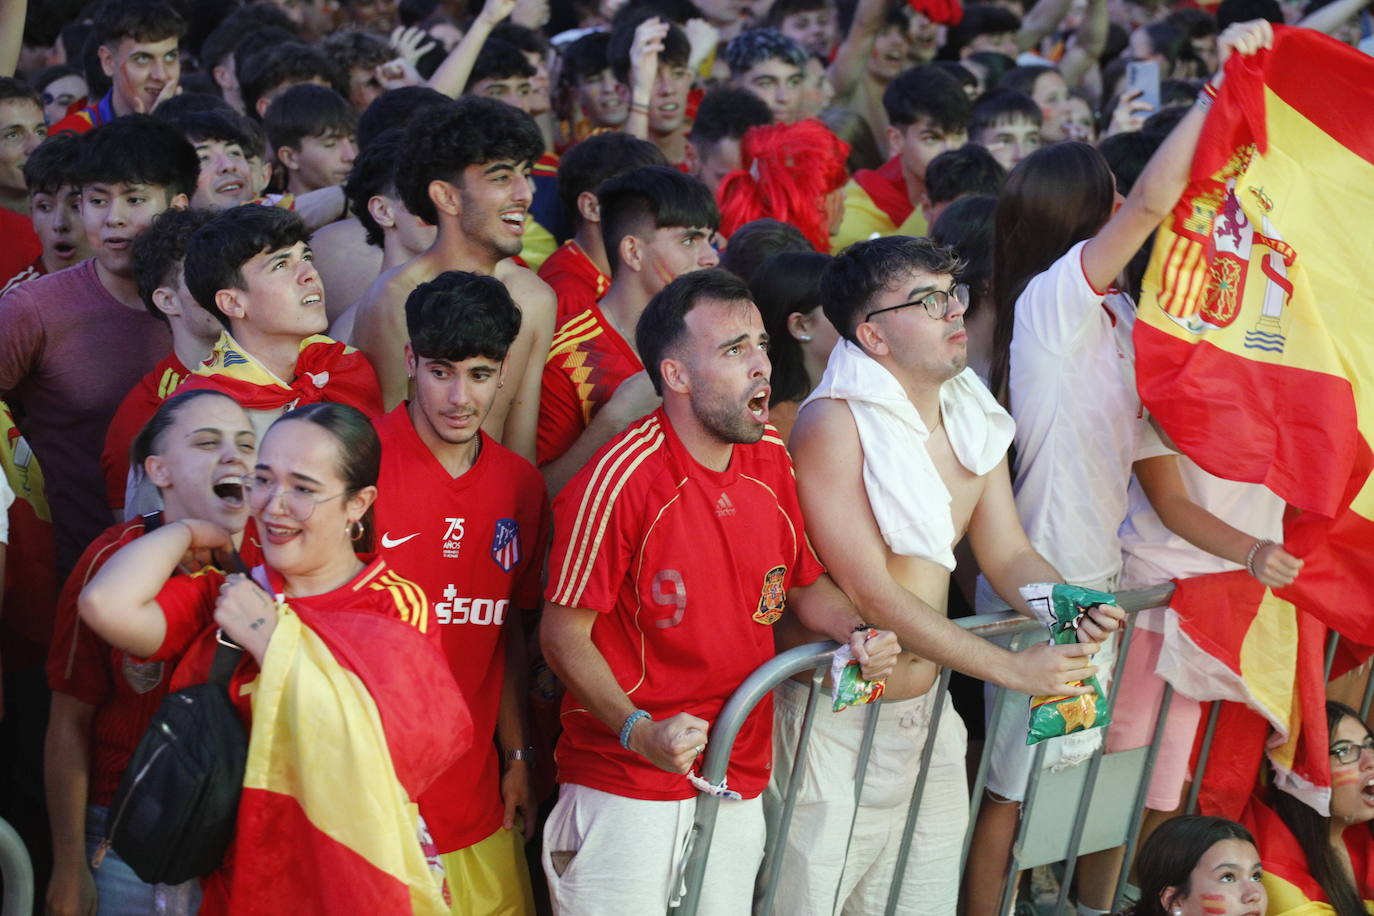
[1134,27,1374,817]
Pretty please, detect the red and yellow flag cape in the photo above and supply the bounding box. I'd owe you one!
[1134,27,1374,817]
[226,607,471,914]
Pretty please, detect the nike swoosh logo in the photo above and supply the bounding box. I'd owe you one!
[380,532,420,548]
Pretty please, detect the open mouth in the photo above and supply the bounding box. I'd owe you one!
[301,292,323,307]
[1362,776,1374,802]
[747,389,769,421]
[500,211,526,232]
[216,180,244,195]
[52,241,77,257]
[212,478,245,507]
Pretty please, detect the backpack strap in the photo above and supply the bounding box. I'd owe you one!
[209,633,244,689]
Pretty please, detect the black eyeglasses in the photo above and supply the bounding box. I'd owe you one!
[1331,735,1374,765]
[865,284,970,322]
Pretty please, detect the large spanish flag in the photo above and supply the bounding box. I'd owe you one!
[227,607,471,914]
[1135,27,1374,817]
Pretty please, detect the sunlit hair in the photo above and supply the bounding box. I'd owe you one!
[716,119,850,253]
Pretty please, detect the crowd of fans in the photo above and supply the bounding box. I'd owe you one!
[0,0,1369,913]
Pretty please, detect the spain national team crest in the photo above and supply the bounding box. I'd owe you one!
[490,518,521,572]
[754,565,787,625]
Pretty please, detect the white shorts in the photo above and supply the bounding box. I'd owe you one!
[978,574,1118,802]
[541,782,764,916]
[764,679,969,916]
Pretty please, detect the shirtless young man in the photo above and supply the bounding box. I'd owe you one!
[771,236,1123,914]
[344,96,555,461]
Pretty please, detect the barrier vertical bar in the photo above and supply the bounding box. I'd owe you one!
[1112,681,1174,910]
[1325,631,1341,681]
[1054,618,1138,914]
[998,738,1050,916]
[831,699,884,913]
[758,669,828,916]
[1184,701,1222,815]
[882,668,953,915]
[961,627,1033,877]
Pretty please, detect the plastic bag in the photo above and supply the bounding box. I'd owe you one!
[1020,583,1116,745]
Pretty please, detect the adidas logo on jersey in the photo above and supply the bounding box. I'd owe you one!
[715,493,736,517]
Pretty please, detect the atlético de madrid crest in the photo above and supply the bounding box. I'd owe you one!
[490,518,521,572]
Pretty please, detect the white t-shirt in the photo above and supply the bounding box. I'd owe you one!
[1009,240,1172,584]
[1119,457,1285,589]
[0,473,13,544]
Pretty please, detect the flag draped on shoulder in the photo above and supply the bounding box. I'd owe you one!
[229,606,471,914]
[184,331,384,417]
[1134,26,1374,818]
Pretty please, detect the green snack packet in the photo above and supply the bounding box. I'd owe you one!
[1019,583,1116,745]
[830,644,886,712]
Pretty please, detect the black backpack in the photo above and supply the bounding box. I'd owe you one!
[105,523,250,885]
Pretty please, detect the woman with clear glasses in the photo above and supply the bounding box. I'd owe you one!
[79,402,470,914]
[1248,701,1374,916]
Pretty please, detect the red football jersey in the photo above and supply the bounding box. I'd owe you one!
[47,518,172,805]
[546,409,824,801]
[539,240,611,327]
[47,517,263,804]
[101,352,189,510]
[372,405,550,852]
[150,556,431,724]
[536,304,642,468]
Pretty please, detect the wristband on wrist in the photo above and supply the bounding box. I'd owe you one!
[1245,538,1275,577]
[629,100,650,114]
[505,746,534,763]
[620,709,651,749]
[852,623,874,634]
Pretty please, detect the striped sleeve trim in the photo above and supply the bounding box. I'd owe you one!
[550,417,664,607]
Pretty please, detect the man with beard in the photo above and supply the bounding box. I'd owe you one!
[539,268,901,915]
[536,165,720,493]
[348,97,555,462]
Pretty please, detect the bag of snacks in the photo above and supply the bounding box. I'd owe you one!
[1020,583,1116,745]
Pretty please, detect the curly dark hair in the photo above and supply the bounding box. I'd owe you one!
[394,96,544,226]
[183,205,312,323]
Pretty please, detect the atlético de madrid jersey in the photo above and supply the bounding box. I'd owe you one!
[372,405,549,852]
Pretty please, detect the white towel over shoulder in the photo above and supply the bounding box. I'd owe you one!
[803,340,1015,569]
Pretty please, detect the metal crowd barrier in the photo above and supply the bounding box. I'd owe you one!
[0,817,33,916]
[678,583,1177,916]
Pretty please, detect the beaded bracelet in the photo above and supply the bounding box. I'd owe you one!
[1195,79,1221,112]
[1245,538,1275,577]
[620,709,651,749]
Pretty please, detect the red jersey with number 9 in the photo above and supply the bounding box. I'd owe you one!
[546,408,824,801]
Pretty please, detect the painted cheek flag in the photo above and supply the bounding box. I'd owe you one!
[1134,26,1374,819]
[183,331,384,417]
[229,607,472,915]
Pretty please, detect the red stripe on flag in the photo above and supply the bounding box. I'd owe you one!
[1134,321,1361,518]
[1263,29,1374,168]
[230,788,420,914]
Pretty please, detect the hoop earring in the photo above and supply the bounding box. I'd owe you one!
[348,519,364,542]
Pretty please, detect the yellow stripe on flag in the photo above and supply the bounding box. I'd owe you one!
[245,608,447,915]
